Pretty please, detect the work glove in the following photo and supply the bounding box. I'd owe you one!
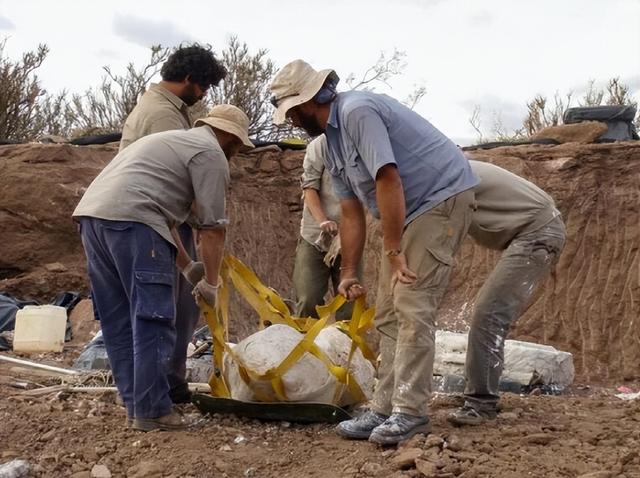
[319,220,338,234]
[182,261,205,285]
[193,279,219,307]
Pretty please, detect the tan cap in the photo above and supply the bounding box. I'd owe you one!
[195,104,254,148]
[270,59,336,125]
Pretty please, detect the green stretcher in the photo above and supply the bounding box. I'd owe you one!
[192,394,352,424]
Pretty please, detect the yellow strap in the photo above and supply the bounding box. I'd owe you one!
[203,254,375,404]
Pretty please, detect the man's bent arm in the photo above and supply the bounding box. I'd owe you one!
[171,227,193,270]
[303,188,329,224]
[339,198,366,273]
[198,228,226,285]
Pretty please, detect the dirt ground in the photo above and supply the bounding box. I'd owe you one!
[1,361,639,478]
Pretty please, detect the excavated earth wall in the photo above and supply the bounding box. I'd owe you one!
[1,141,638,382]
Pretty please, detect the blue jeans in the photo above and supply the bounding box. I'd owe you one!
[79,218,177,419]
[168,223,201,399]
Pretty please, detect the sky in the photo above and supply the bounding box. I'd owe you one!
[1,0,639,145]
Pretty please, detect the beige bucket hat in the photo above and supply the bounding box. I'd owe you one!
[195,104,254,148]
[270,60,336,125]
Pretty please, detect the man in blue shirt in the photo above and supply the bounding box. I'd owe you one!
[271,60,478,445]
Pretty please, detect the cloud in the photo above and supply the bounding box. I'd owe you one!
[0,15,15,30]
[624,74,640,93]
[113,14,193,49]
[467,10,493,28]
[95,48,120,61]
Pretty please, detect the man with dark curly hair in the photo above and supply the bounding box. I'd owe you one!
[120,43,226,150]
[118,43,226,407]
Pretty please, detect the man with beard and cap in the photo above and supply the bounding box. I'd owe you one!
[448,159,565,426]
[118,43,226,405]
[73,105,253,432]
[270,60,478,446]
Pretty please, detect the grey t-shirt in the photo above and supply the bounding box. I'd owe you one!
[73,127,229,246]
[300,135,341,250]
[469,160,560,250]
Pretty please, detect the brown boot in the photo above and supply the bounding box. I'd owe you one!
[132,410,186,432]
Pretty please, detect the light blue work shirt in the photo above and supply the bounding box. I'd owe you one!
[323,91,479,225]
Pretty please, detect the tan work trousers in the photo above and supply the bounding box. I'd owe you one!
[370,189,475,417]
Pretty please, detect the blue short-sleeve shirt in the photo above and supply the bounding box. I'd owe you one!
[324,91,479,225]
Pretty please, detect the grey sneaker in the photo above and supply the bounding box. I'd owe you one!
[336,410,389,440]
[133,410,186,432]
[369,412,430,446]
[447,405,497,426]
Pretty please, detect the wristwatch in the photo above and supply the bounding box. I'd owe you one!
[385,249,402,257]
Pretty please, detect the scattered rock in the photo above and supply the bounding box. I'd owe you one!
[70,472,91,478]
[243,468,257,477]
[219,445,232,452]
[522,433,555,445]
[415,459,438,477]
[498,412,519,421]
[445,435,465,452]
[576,472,614,478]
[126,461,165,478]
[90,464,111,478]
[621,449,638,465]
[443,462,463,475]
[391,448,423,469]
[39,430,56,442]
[424,435,444,449]
[44,262,67,272]
[360,462,383,476]
[94,446,108,457]
[400,433,426,449]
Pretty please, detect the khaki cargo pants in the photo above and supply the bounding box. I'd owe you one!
[370,189,475,417]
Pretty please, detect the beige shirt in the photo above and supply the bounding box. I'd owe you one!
[74,127,229,246]
[469,160,560,250]
[300,135,342,250]
[119,83,192,151]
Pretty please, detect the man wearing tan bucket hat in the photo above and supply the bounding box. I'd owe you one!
[271,60,478,445]
[73,105,253,432]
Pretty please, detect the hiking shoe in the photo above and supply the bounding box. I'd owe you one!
[447,405,497,426]
[132,411,186,432]
[368,412,430,446]
[336,410,389,440]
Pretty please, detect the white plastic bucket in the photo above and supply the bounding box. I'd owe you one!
[13,305,67,353]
